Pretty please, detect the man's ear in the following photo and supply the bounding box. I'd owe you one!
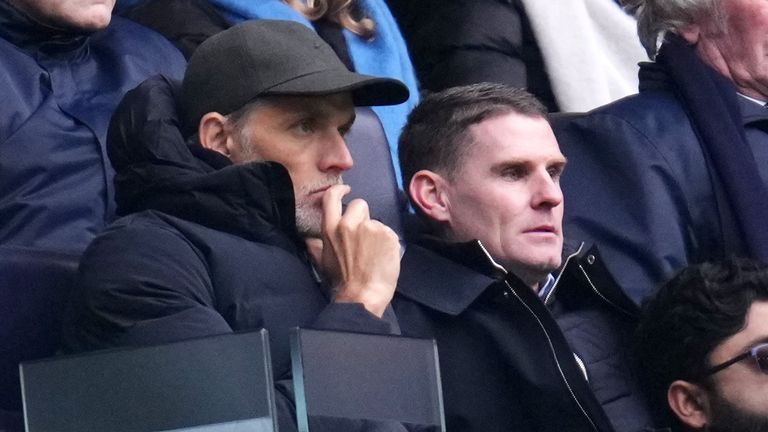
[678,24,701,45]
[198,112,233,158]
[668,380,710,430]
[408,170,451,223]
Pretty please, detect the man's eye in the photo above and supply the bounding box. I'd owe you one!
[294,121,313,135]
[502,167,525,180]
[548,167,564,181]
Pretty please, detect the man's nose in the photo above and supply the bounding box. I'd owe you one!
[531,171,563,208]
[320,130,354,173]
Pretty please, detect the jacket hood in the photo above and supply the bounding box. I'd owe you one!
[106,74,303,253]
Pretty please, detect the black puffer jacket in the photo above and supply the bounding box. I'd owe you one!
[387,0,558,111]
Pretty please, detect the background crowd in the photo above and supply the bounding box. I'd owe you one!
[2,0,768,431]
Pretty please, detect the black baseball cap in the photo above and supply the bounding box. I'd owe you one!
[181,20,410,131]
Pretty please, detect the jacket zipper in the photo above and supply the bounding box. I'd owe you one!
[474,240,599,431]
[544,243,585,306]
[577,264,635,318]
[503,280,599,432]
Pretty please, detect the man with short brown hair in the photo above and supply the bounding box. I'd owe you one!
[393,83,657,432]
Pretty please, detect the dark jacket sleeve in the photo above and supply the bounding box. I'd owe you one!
[120,0,230,59]
[62,217,230,351]
[552,111,708,303]
[311,303,400,335]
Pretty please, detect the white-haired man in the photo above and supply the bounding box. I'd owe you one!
[552,0,768,303]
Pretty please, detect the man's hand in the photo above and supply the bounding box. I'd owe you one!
[316,185,401,317]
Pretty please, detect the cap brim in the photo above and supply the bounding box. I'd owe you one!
[263,68,410,106]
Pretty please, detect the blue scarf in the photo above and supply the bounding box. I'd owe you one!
[207,0,419,186]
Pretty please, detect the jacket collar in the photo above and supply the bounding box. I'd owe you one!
[737,94,768,128]
[0,0,90,55]
[397,236,535,315]
[547,242,640,317]
[639,59,768,133]
[543,241,585,305]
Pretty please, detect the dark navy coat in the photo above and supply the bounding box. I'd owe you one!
[393,237,658,432]
[0,2,186,252]
[551,62,768,303]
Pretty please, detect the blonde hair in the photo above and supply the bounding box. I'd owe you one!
[284,0,375,40]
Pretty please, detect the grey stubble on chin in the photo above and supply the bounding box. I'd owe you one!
[295,176,344,238]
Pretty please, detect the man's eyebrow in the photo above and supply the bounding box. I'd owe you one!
[550,159,568,171]
[735,335,768,353]
[493,156,568,168]
[492,159,528,170]
[549,155,568,165]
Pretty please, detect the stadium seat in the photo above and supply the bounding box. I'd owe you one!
[343,106,406,238]
[0,246,79,415]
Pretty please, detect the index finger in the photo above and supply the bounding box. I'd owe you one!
[322,184,351,235]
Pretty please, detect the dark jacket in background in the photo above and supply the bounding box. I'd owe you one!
[386,0,558,111]
[393,235,659,432]
[0,1,185,252]
[120,0,230,59]
[62,75,401,432]
[551,57,768,303]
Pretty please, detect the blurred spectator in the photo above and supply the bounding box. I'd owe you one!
[0,0,185,252]
[118,0,419,185]
[552,0,768,303]
[635,258,768,431]
[388,0,645,112]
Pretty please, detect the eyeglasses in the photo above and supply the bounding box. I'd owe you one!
[703,342,768,377]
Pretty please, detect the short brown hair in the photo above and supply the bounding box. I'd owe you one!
[398,83,547,193]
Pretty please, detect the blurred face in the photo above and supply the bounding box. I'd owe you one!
[230,93,355,237]
[10,0,115,31]
[703,301,768,431]
[442,112,566,289]
[688,0,768,100]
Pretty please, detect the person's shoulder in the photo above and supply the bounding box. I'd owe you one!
[90,15,186,74]
[552,88,694,149]
[88,210,200,254]
[554,89,679,124]
[92,209,300,264]
[99,14,176,44]
[97,210,254,247]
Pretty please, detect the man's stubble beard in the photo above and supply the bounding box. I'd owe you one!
[295,176,344,238]
[706,388,768,432]
[232,132,342,239]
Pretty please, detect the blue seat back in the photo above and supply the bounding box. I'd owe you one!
[343,107,405,237]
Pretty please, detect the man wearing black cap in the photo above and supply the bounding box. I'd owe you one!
[62,20,410,430]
